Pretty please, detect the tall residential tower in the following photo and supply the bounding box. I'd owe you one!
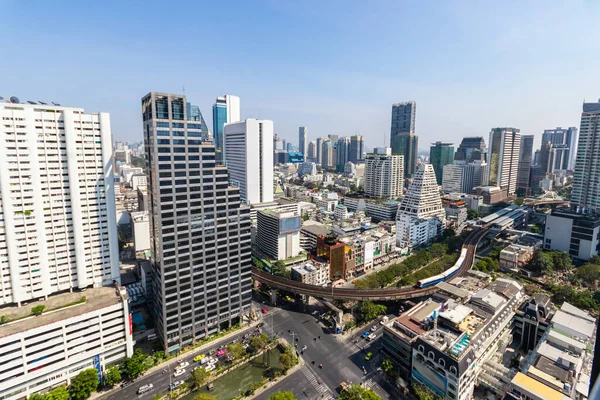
[142,92,252,352]
[430,142,454,185]
[364,147,404,199]
[299,126,307,158]
[487,128,521,198]
[572,100,600,212]
[0,101,120,306]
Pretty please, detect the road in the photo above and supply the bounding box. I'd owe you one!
[255,304,390,400]
[103,318,267,400]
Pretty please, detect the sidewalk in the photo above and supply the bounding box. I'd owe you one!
[91,319,263,400]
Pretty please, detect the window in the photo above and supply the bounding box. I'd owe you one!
[157,122,170,128]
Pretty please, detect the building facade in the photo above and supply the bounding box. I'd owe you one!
[364,147,404,199]
[390,101,418,177]
[212,95,240,152]
[396,164,445,249]
[307,140,317,162]
[541,127,578,170]
[442,162,487,194]
[298,126,307,158]
[349,135,364,164]
[0,287,134,400]
[0,102,120,306]
[256,210,301,261]
[454,137,486,163]
[487,127,521,197]
[223,119,274,205]
[572,100,600,212]
[142,92,252,353]
[291,262,329,286]
[336,136,351,171]
[516,135,534,197]
[430,142,455,185]
[321,139,333,168]
[544,209,600,260]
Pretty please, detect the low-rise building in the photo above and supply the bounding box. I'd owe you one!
[366,201,400,222]
[131,211,151,257]
[334,204,349,220]
[544,209,600,260]
[0,287,134,400]
[256,209,301,261]
[130,174,147,190]
[137,186,149,211]
[499,244,535,272]
[314,191,339,212]
[300,221,330,252]
[471,186,507,205]
[513,294,551,352]
[317,234,350,280]
[442,196,468,234]
[291,262,330,286]
[340,227,396,276]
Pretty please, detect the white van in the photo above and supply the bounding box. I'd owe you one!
[137,384,153,394]
[146,333,158,341]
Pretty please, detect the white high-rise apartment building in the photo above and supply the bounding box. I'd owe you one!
[0,101,119,306]
[396,164,445,249]
[572,100,600,212]
[487,128,521,197]
[364,147,404,198]
[224,119,274,204]
[299,127,307,158]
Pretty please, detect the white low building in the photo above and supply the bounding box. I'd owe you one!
[291,262,330,286]
[130,174,147,191]
[0,287,134,400]
[256,209,301,260]
[131,211,151,256]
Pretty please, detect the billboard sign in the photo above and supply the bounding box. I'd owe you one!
[279,216,301,233]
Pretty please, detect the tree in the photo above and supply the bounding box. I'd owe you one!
[515,197,524,206]
[190,367,211,389]
[193,395,217,400]
[429,243,448,259]
[121,349,148,379]
[103,365,121,387]
[271,261,290,278]
[0,314,9,324]
[31,305,46,316]
[118,231,126,252]
[46,386,69,400]
[339,385,381,400]
[528,250,553,274]
[279,346,298,372]
[359,301,387,322]
[29,394,46,400]
[412,383,440,400]
[531,226,541,234]
[69,368,99,400]
[227,343,247,359]
[466,208,480,220]
[442,227,456,238]
[381,359,393,374]
[551,251,572,271]
[268,392,297,400]
[250,333,269,353]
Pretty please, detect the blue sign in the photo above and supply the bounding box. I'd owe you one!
[168,344,180,353]
[93,354,102,381]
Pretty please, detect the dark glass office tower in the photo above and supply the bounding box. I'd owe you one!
[390,101,418,177]
[429,142,454,185]
[142,92,252,353]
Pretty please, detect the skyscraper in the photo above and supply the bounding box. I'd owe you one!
[349,135,364,164]
[429,142,454,185]
[396,164,445,249]
[541,127,578,170]
[316,137,324,164]
[0,102,120,306]
[212,95,241,151]
[487,128,522,197]
[336,137,351,172]
[299,126,307,157]
[224,119,274,204]
[364,147,404,198]
[572,100,600,211]
[390,101,418,177]
[143,92,251,352]
[516,135,534,197]
[442,161,487,194]
[321,139,333,168]
[454,137,487,163]
[307,140,317,161]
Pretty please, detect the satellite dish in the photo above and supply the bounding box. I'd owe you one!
[52,102,60,106]
[38,101,47,105]
[0,96,4,100]
[27,101,37,105]
[10,96,19,104]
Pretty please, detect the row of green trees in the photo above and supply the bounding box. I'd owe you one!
[30,369,100,400]
[527,249,572,274]
[355,242,456,289]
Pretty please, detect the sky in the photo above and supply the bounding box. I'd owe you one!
[2,0,600,151]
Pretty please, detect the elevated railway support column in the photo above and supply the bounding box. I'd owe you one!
[270,289,277,306]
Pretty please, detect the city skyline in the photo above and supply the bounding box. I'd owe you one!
[2,2,600,149]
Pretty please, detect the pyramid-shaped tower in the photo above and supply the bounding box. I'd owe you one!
[396,164,445,249]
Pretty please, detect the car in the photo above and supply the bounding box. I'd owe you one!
[208,350,216,356]
[339,382,349,392]
[121,380,134,388]
[173,369,185,377]
[205,364,216,372]
[216,349,226,357]
[285,296,292,301]
[367,333,376,341]
[365,352,372,361]
[169,381,184,390]
[178,361,189,369]
[137,384,153,394]
[361,331,370,339]
[371,325,377,332]
[257,322,264,328]
[262,307,268,314]
[380,316,389,325]
[194,354,206,362]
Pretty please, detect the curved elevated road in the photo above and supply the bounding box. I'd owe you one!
[251,228,489,301]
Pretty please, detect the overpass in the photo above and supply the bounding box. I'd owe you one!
[251,228,489,301]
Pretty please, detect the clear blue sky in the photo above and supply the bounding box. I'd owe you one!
[2,0,600,150]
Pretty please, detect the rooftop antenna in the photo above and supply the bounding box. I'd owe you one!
[182,85,186,95]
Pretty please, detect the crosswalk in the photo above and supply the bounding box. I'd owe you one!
[300,364,335,400]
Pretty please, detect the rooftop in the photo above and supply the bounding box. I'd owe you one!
[301,221,330,236]
[552,310,595,340]
[560,302,595,322]
[0,286,123,339]
[511,372,566,400]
